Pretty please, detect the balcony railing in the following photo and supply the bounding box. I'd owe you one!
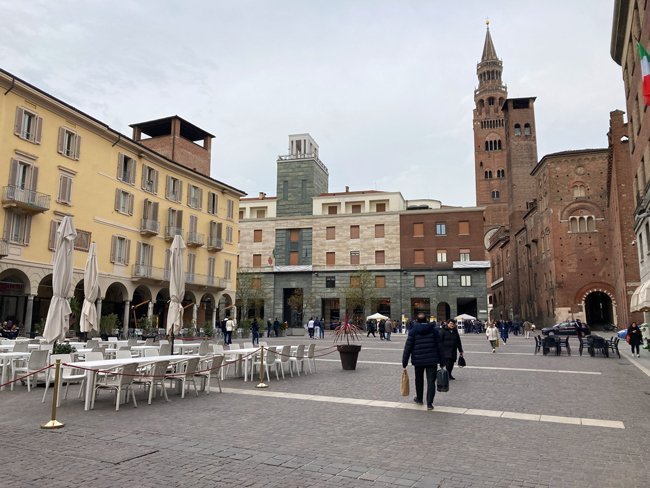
[186,232,205,247]
[207,236,223,251]
[164,226,183,241]
[140,219,160,236]
[132,264,166,281]
[2,186,50,213]
[0,239,8,258]
[132,264,227,289]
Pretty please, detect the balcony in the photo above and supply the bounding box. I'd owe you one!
[132,264,166,281]
[140,219,160,236]
[207,236,223,251]
[2,186,50,213]
[0,239,8,258]
[186,232,205,247]
[164,226,183,241]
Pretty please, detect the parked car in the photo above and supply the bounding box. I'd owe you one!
[541,320,590,336]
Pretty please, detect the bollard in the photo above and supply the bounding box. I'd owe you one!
[41,359,64,429]
[255,345,268,389]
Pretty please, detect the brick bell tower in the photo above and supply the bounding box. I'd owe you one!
[473,21,509,241]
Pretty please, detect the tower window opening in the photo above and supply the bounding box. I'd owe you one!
[524,123,532,135]
[485,170,493,179]
[491,190,500,199]
[514,123,521,136]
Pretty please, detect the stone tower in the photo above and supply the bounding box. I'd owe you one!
[275,133,329,217]
[473,24,508,239]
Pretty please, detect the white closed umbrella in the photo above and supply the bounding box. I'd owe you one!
[147,301,154,320]
[79,242,99,334]
[166,235,186,335]
[43,217,77,343]
[192,303,198,327]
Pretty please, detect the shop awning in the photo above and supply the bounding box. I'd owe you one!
[631,281,650,312]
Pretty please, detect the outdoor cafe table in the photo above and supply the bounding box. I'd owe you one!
[0,351,31,391]
[130,345,160,356]
[174,343,201,354]
[227,345,298,381]
[67,355,195,411]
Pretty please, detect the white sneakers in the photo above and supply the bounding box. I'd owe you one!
[492,348,496,353]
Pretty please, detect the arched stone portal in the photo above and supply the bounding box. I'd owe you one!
[584,291,614,328]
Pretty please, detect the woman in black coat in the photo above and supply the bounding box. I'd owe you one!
[627,322,643,357]
[441,321,464,380]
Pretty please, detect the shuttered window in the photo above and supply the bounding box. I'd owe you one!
[375,276,386,288]
[187,184,203,209]
[289,251,299,265]
[110,235,131,265]
[413,249,424,264]
[57,127,81,160]
[252,254,262,267]
[141,165,159,193]
[413,223,424,237]
[117,153,136,184]
[326,252,336,266]
[375,224,384,238]
[414,275,425,288]
[14,107,43,144]
[375,250,385,264]
[57,174,73,204]
[166,176,182,201]
[350,251,360,265]
[350,225,360,239]
[227,199,234,219]
[326,226,335,240]
[114,189,134,215]
[207,192,218,214]
[458,221,470,235]
[253,229,262,242]
[3,210,31,245]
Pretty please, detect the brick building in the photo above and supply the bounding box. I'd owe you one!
[477,26,640,327]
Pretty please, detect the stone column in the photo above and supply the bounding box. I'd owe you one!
[96,298,102,326]
[122,300,131,339]
[24,294,35,337]
[212,307,217,330]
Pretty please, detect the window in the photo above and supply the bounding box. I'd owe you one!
[437,275,448,287]
[57,128,80,160]
[413,249,424,264]
[165,175,182,201]
[461,275,472,287]
[496,169,505,178]
[458,221,470,235]
[289,251,299,265]
[227,199,234,219]
[187,184,203,209]
[253,229,262,242]
[166,208,183,236]
[375,276,386,288]
[351,204,361,214]
[207,192,218,214]
[141,165,158,193]
[568,215,596,233]
[484,170,493,179]
[514,123,521,136]
[573,185,586,198]
[414,275,425,288]
[110,235,131,265]
[375,203,386,212]
[290,229,300,242]
[326,276,336,288]
[491,190,500,199]
[57,174,73,204]
[375,224,384,238]
[375,250,385,264]
[459,249,471,262]
[185,253,196,282]
[48,221,90,251]
[328,206,338,215]
[4,210,31,245]
[256,209,266,218]
[114,189,134,215]
[350,225,360,239]
[350,276,360,287]
[436,223,446,235]
[207,257,216,285]
[350,251,360,265]
[117,153,136,184]
[224,260,232,280]
[413,223,424,237]
[225,225,234,243]
[14,107,42,143]
[524,123,531,135]
[326,252,336,266]
[326,226,335,240]
[436,250,447,263]
[135,242,153,269]
[252,254,262,267]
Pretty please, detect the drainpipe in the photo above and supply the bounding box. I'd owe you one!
[3,77,16,95]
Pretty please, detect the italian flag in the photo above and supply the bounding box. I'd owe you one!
[639,42,650,105]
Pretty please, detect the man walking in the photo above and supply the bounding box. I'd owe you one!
[266,318,273,338]
[307,317,315,339]
[273,318,280,337]
[224,314,236,345]
[402,312,445,410]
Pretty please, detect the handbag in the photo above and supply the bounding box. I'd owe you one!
[496,337,500,347]
[458,356,466,368]
[400,369,410,396]
[436,367,449,392]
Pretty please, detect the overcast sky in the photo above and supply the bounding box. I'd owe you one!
[0,0,624,206]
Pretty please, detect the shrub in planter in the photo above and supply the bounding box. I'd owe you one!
[333,321,362,370]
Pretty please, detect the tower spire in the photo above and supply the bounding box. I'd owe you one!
[481,22,498,62]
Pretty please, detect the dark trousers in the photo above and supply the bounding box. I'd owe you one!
[273,327,279,337]
[413,364,437,406]
[267,327,272,337]
[445,358,455,377]
[308,327,314,338]
[224,331,232,345]
[631,343,640,354]
[252,331,259,345]
[367,329,375,337]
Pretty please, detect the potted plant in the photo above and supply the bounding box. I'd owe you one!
[334,321,362,370]
[53,343,76,355]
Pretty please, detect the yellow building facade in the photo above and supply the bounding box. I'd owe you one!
[0,68,243,336]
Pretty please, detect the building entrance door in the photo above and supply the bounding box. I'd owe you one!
[584,291,613,328]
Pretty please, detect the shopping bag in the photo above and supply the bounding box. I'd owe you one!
[458,356,466,368]
[496,338,500,347]
[400,369,410,396]
[436,367,449,392]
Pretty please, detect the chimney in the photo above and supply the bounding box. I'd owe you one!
[258,192,266,199]
[345,186,349,193]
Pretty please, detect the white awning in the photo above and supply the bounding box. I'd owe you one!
[631,281,650,312]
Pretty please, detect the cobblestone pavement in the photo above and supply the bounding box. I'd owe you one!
[1,332,649,487]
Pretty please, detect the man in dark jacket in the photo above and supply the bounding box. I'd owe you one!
[441,321,464,380]
[402,312,445,410]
